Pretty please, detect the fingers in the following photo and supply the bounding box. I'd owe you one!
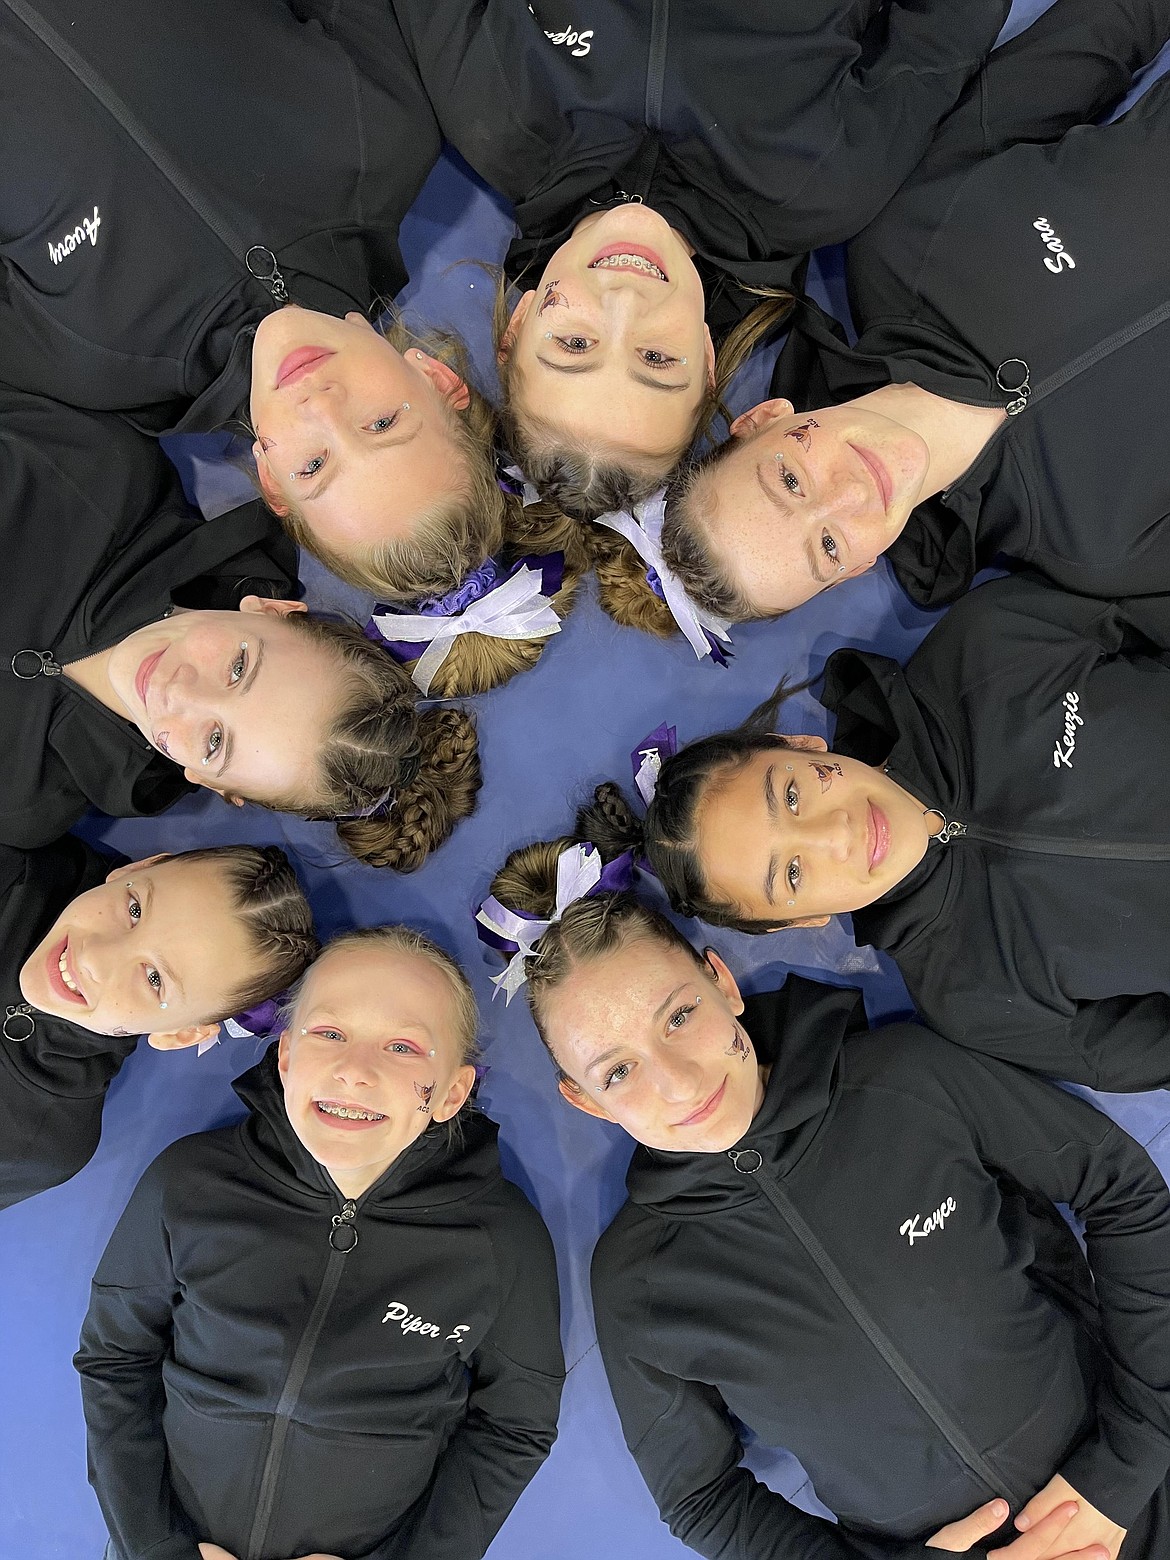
[927,1497,1011,1549]
[991,1502,1090,1557]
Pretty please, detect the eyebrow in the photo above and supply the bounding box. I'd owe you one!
[217,637,265,779]
[304,423,422,503]
[140,880,186,1005]
[582,982,693,1077]
[535,356,691,393]
[763,765,778,906]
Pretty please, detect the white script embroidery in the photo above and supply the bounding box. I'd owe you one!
[900,1197,956,1246]
[381,1300,468,1341]
[1053,689,1083,770]
[1033,217,1076,274]
[48,205,102,265]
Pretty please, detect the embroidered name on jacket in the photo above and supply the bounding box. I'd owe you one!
[1053,690,1083,769]
[48,206,102,265]
[382,1300,469,1344]
[900,1197,956,1246]
[1033,217,1076,274]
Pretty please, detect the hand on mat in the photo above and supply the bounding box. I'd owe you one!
[198,1546,239,1560]
[1015,1475,1126,1560]
[927,1496,1111,1556]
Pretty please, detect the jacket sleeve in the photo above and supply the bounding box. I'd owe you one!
[73,1155,201,1560]
[911,0,1170,171]
[592,1224,990,1560]
[921,1044,1170,1526]
[360,1201,565,1560]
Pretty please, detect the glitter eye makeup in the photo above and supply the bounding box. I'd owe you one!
[786,418,820,450]
[811,760,843,792]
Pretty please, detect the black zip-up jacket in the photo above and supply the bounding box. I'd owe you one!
[75,1048,564,1560]
[387,0,1011,335]
[0,0,448,434]
[593,978,1170,1558]
[771,0,1170,605]
[0,837,137,1210]
[820,573,1170,1092]
[0,388,297,848]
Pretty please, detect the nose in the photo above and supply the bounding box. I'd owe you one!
[331,1042,380,1092]
[801,807,852,862]
[654,1044,705,1104]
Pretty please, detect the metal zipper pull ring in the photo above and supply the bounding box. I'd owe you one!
[11,650,63,679]
[3,1005,36,1042]
[245,246,289,305]
[727,1148,763,1175]
[996,358,1031,416]
[329,1198,359,1252]
[924,809,967,845]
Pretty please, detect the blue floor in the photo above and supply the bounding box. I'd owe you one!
[5,6,1170,1555]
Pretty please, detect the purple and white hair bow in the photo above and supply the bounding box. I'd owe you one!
[498,462,542,507]
[476,843,634,1002]
[366,554,564,695]
[594,489,733,662]
[199,995,284,1056]
[631,722,678,806]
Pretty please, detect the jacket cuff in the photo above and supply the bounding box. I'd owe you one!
[1058,1418,1170,1529]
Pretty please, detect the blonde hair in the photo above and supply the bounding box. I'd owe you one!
[491,268,792,637]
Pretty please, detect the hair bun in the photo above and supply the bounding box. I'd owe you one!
[575,782,645,861]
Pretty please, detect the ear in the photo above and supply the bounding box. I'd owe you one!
[238,594,308,617]
[277,1028,293,1079]
[557,1074,619,1123]
[432,1064,478,1123]
[729,398,795,441]
[147,1022,221,1051]
[104,852,170,884]
[782,733,830,753]
[785,915,832,930]
[701,947,745,1016]
[412,351,471,413]
[251,446,292,518]
[498,291,535,363]
[703,323,716,392]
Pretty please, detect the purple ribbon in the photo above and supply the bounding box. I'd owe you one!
[368,553,564,665]
[474,847,635,960]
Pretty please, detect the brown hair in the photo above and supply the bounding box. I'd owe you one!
[273,311,508,604]
[255,613,481,872]
[492,268,791,637]
[659,437,767,621]
[487,789,704,1074]
[170,844,319,1019]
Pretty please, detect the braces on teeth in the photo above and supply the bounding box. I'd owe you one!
[589,253,667,280]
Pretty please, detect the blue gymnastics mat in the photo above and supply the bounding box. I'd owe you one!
[5,6,1170,1555]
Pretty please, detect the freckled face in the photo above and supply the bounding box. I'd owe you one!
[506,207,714,470]
[278,944,475,1195]
[693,750,934,923]
[102,601,337,806]
[18,857,261,1036]
[694,403,929,615]
[540,937,764,1153]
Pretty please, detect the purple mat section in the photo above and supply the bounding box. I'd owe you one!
[5,8,1170,1555]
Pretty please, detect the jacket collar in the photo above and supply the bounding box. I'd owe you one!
[233,1045,501,1211]
[623,977,866,1214]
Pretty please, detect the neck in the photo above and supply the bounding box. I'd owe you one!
[853,382,1006,500]
[60,642,125,714]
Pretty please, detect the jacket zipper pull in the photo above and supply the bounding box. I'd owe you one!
[11,650,63,679]
[930,816,967,845]
[996,357,1031,416]
[245,245,289,305]
[329,1198,359,1252]
[727,1149,763,1174]
[2,1005,35,1043]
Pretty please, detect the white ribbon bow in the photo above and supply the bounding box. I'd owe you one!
[476,843,603,1002]
[634,746,664,806]
[370,564,562,695]
[501,463,542,506]
[594,490,733,661]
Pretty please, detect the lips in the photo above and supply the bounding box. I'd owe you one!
[313,1098,387,1132]
[276,347,336,389]
[46,935,86,1007]
[850,443,893,511]
[867,802,891,872]
[588,242,669,281]
[135,647,165,711]
[674,1077,727,1129]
